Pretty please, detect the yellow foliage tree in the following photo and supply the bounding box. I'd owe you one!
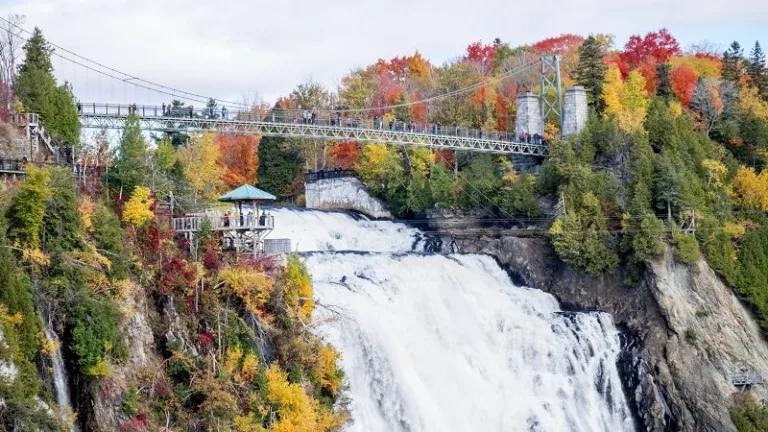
[408,147,434,178]
[669,55,722,79]
[602,65,650,132]
[79,196,96,232]
[177,133,226,201]
[701,159,728,188]
[739,84,768,123]
[265,365,344,432]
[731,166,768,211]
[219,267,274,316]
[281,255,314,323]
[354,144,403,189]
[122,186,155,227]
[311,345,343,396]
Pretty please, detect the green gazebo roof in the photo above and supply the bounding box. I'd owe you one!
[218,184,276,202]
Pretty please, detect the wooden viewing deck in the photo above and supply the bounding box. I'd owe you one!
[172,214,275,233]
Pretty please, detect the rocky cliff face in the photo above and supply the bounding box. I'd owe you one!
[451,234,768,432]
[87,288,160,431]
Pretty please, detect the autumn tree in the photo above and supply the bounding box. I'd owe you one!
[621,28,680,68]
[328,141,360,169]
[602,65,650,132]
[747,41,768,99]
[722,41,744,83]
[122,186,155,227]
[217,134,260,188]
[690,78,732,134]
[177,133,225,201]
[573,35,608,113]
[670,64,698,106]
[731,166,768,211]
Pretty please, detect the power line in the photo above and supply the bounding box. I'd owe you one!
[0,15,249,108]
[332,59,539,114]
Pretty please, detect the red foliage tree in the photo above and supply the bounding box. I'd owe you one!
[530,34,584,55]
[217,134,260,188]
[434,149,455,168]
[465,41,497,75]
[621,28,680,68]
[329,141,361,169]
[671,64,698,106]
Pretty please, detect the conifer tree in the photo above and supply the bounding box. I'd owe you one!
[13,27,80,145]
[574,35,608,113]
[114,113,148,195]
[722,41,743,83]
[655,63,673,100]
[393,91,412,123]
[747,41,767,100]
[13,28,55,118]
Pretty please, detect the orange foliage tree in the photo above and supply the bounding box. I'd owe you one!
[670,64,698,107]
[217,134,261,188]
[329,141,361,169]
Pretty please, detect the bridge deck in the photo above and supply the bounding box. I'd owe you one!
[78,103,549,156]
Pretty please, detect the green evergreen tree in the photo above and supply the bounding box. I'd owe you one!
[655,63,673,100]
[573,35,608,113]
[114,113,148,195]
[42,168,84,252]
[47,83,80,145]
[393,91,412,123]
[722,41,744,83]
[13,28,55,116]
[748,41,768,99]
[257,135,303,199]
[13,28,80,145]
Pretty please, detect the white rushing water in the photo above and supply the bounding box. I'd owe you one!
[44,326,74,430]
[275,208,635,432]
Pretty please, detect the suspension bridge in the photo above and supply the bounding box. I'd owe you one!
[76,103,549,156]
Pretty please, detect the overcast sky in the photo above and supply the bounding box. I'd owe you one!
[0,0,766,107]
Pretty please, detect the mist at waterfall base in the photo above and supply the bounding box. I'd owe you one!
[269,208,635,432]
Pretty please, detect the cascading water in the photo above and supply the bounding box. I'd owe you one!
[44,325,74,430]
[269,208,635,432]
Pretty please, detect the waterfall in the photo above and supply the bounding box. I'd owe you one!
[44,324,74,430]
[270,208,635,431]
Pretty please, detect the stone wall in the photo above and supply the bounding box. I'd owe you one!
[304,176,392,219]
[563,86,588,136]
[514,92,541,137]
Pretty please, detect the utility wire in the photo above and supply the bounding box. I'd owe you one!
[0,15,249,107]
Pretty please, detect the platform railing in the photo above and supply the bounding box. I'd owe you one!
[172,214,274,232]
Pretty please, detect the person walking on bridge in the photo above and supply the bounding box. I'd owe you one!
[162,103,166,117]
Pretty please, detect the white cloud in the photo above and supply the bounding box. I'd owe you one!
[1,0,766,105]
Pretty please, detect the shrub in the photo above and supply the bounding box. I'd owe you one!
[68,297,119,377]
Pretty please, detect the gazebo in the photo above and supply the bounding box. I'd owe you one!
[172,184,278,257]
[219,184,277,224]
[218,184,277,256]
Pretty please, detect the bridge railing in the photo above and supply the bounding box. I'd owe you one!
[78,103,549,146]
[304,169,358,183]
